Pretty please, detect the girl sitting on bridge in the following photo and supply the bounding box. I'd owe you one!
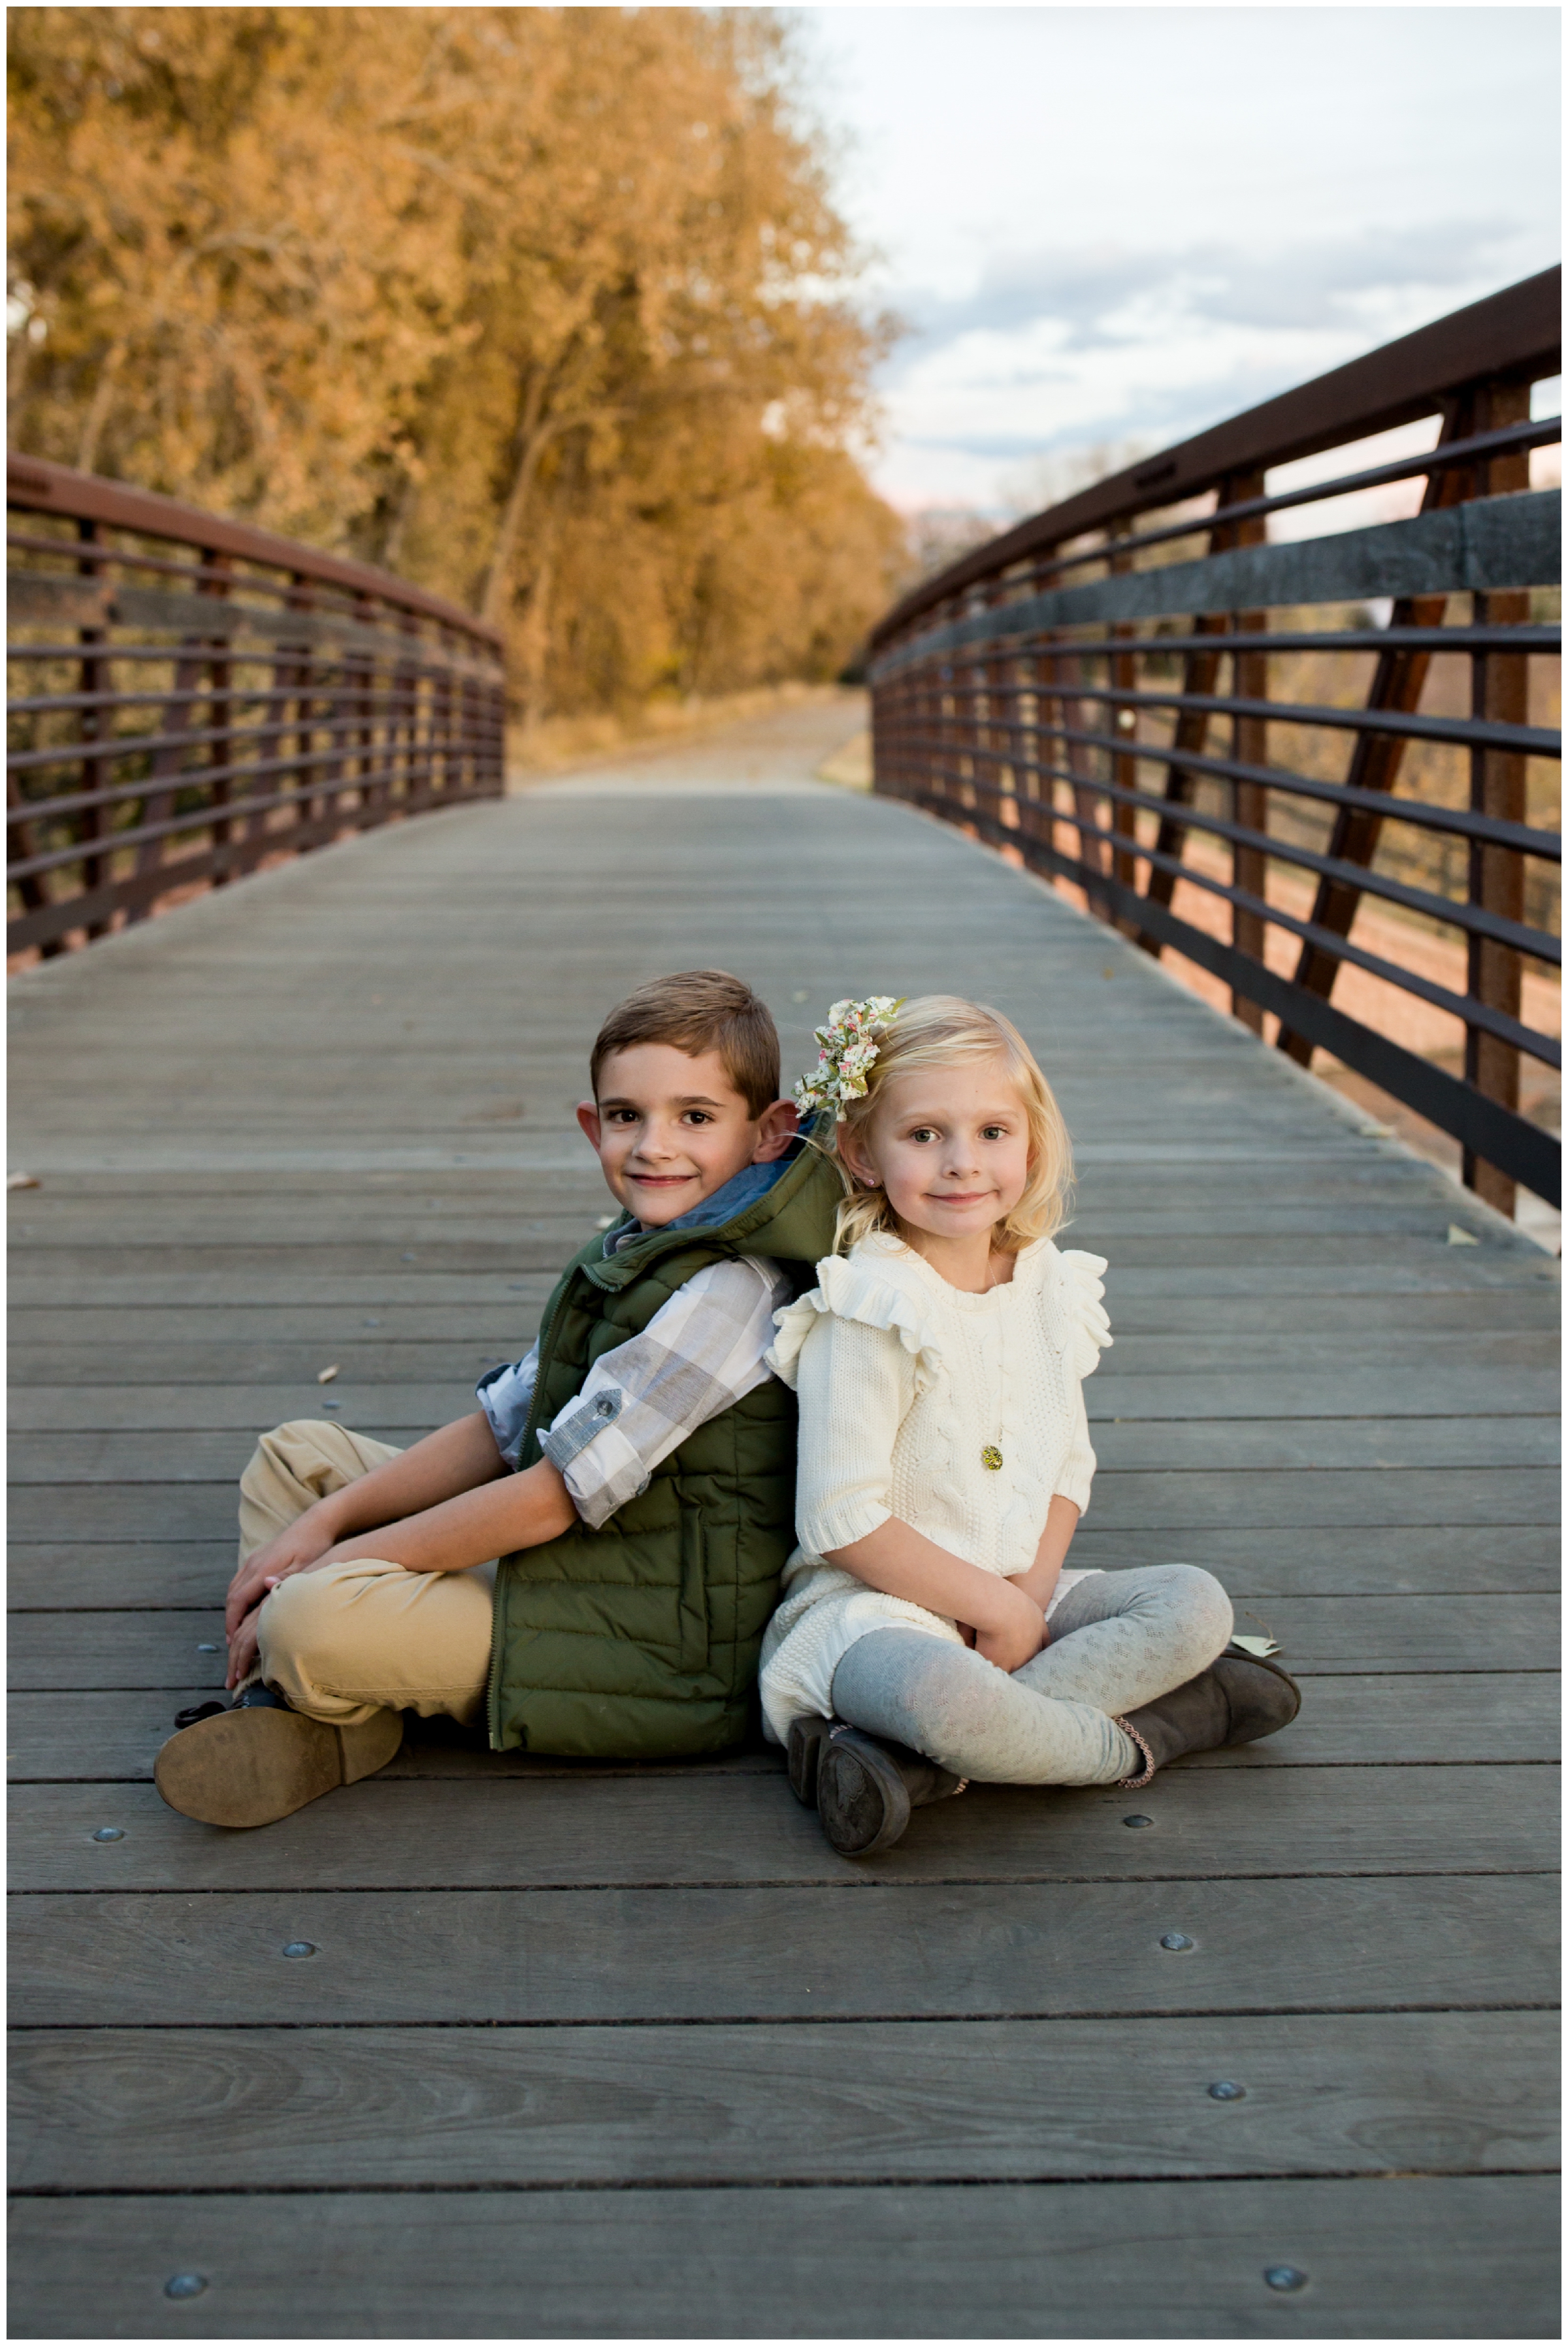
[762,994,1300,1857]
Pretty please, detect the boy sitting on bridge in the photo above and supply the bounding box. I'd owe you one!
[154,969,842,1828]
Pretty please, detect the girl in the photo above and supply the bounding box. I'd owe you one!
[760,995,1299,1857]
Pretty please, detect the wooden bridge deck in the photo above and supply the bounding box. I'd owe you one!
[8,702,1560,2336]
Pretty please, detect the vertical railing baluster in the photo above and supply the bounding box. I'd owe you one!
[1464,380,1533,1215]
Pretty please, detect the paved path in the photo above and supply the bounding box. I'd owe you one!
[8,708,1560,2335]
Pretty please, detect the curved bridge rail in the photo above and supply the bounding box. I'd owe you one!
[869,271,1561,1215]
[7,455,506,960]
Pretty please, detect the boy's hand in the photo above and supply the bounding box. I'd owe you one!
[226,1604,265,1689]
[973,1579,1048,1673]
[225,1507,339,1646]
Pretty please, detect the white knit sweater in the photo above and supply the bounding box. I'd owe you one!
[756,1231,1113,1743]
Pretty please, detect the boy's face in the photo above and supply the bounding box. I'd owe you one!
[578,1044,796,1227]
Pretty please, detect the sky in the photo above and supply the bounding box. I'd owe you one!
[793,6,1563,516]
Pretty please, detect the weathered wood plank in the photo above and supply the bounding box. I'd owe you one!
[11,2012,1556,2193]
[1071,1525,1562,1595]
[14,1525,1559,1609]
[10,1765,1558,1893]
[9,1595,1558,1691]
[11,1300,1558,1370]
[8,1330,1559,1395]
[12,1874,1555,2028]
[10,1393,1561,1461]
[11,1672,1555,1781]
[8,1231,1553,1280]
[7,2174,1558,2338]
[18,1466,1561,1541]
[9,1545,235,1609]
[10,1250,1560,1310]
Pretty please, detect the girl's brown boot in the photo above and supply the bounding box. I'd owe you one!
[1115,1650,1299,1787]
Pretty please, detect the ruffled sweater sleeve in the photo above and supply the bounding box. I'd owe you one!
[1052,1247,1110,1514]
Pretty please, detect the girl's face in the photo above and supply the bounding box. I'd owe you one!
[845,1055,1033,1246]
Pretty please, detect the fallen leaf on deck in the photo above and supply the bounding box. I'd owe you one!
[7,1172,40,1191]
[1230,1633,1282,1659]
[1446,1225,1479,1246]
[316,1364,340,1383]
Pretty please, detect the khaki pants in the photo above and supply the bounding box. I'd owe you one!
[245,1419,494,1730]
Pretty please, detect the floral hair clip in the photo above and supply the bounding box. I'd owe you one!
[793,995,902,1123]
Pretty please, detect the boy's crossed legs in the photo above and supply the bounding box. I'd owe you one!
[154,1421,492,1827]
[242,1419,494,1726]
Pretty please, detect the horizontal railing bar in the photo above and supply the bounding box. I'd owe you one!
[919,676,1560,761]
[7,533,310,596]
[900,742,1561,964]
[1004,416,1565,591]
[6,573,504,673]
[7,756,481,882]
[7,727,500,828]
[5,679,416,718]
[873,490,1562,676]
[896,782,1561,1202]
[7,452,506,645]
[3,643,502,691]
[906,772,1560,1067]
[6,533,424,621]
[6,701,497,781]
[872,268,1561,648]
[883,704,1563,860]
[985,625,1563,661]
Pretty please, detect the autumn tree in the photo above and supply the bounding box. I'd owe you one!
[8,7,904,715]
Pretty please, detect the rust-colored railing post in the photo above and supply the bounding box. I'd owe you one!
[1108,526,1141,931]
[1464,378,1534,1214]
[204,552,236,887]
[1228,471,1269,1031]
[75,516,111,940]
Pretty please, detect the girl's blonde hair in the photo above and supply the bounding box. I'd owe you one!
[818,995,1072,1255]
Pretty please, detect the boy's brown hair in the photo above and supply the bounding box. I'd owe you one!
[590,970,781,1117]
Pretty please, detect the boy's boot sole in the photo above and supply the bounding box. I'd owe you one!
[817,1728,964,1859]
[786,1715,837,1807]
[154,1705,403,1828]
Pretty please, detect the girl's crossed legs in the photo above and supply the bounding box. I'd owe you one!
[829,1563,1234,1787]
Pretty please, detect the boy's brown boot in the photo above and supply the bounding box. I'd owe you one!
[1115,1650,1299,1787]
[154,1691,403,1828]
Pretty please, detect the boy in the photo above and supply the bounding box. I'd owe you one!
[154,970,841,1828]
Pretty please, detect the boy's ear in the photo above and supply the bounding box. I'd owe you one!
[576,1100,603,1154]
[751,1099,798,1164]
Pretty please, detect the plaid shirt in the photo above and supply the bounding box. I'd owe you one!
[477,1253,792,1530]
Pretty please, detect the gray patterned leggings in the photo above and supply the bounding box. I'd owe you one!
[828,1564,1234,1787]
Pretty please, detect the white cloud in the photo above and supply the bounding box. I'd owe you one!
[794,6,1561,512]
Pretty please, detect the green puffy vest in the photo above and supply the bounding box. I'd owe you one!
[486,1140,842,1758]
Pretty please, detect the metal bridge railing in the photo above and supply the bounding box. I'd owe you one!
[868,269,1561,1217]
[7,456,507,963]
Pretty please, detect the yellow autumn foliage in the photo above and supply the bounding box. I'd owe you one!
[8,7,906,714]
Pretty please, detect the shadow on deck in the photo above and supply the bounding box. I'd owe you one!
[8,703,1560,2336]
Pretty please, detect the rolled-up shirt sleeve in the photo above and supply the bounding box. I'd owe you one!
[792,1312,913,1557]
[475,1342,540,1470]
[541,1255,791,1530]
